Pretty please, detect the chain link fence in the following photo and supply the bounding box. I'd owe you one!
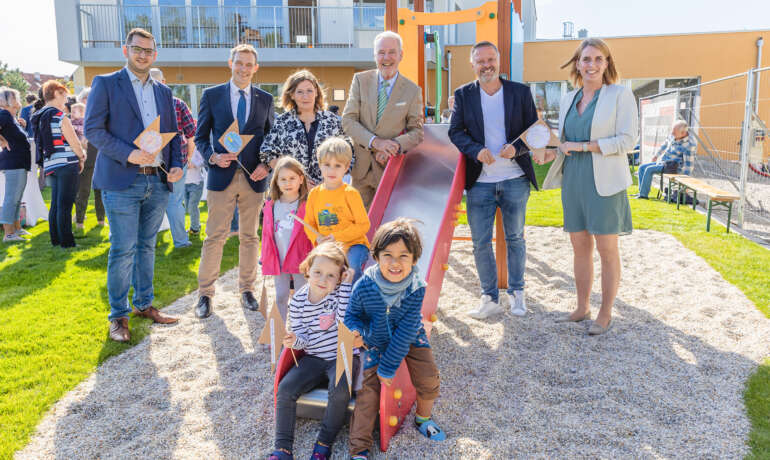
[640,67,770,243]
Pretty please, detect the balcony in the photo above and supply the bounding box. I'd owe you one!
[75,3,385,66]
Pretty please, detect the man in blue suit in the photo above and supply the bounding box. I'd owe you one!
[194,44,274,319]
[85,28,184,342]
[448,41,539,320]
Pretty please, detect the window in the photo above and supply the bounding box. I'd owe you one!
[171,85,192,108]
[531,81,564,127]
[123,0,153,38]
[159,0,187,46]
[353,1,386,30]
[259,83,284,112]
[665,78,699,90]
[191,0,220,47]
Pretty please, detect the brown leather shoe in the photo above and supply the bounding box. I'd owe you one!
[109,318,130,342]
[133,306,179,324]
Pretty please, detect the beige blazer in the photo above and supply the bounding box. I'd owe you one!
[342,70,424,182]
[542,83,638,197]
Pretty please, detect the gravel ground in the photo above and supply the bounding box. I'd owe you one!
[16,226,770,459]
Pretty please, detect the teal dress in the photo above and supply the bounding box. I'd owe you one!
[561,89,632,235]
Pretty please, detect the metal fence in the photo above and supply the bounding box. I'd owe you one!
[79,3,385,49]
[641,67,770,242]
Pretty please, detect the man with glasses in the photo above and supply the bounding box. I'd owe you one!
[193,44,274,319]
[85,28,184,342]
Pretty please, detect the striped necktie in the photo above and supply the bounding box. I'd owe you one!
[376,79,390,123]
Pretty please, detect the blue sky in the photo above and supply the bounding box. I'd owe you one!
[0,0,768,75]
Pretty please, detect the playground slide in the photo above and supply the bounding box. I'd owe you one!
[274,124,466,451]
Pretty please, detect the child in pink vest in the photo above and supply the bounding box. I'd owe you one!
[260,157,314,319]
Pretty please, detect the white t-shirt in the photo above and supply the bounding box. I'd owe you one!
[274,199,300,264]
[477,86,524,183]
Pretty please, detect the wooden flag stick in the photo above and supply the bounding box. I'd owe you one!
[289,213,322,238]
[290,348,299,367]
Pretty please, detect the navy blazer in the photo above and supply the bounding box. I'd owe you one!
[448,78,539,190]
[85,68,183,192]
[194,82,274,193]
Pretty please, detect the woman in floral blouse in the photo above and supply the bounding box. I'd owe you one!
[261,70,352,186]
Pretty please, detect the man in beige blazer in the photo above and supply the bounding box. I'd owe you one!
[342,31,424,208]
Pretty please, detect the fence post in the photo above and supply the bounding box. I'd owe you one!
[738,70,755,227]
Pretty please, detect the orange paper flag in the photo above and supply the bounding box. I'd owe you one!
[133,116,176,157]
[335,320,356,395]
[258,302,286,374]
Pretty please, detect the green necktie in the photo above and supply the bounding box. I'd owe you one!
[376,79,390,123]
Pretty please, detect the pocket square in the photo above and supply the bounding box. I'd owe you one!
[395,101,407,106]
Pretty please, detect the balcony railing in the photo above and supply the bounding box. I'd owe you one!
[79,4,385,50]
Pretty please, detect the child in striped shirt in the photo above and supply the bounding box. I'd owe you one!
[270,242,357,460]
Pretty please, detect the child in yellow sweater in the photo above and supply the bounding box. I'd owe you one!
[305,137,371,283]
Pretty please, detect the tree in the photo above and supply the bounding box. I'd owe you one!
[0,61,30,95]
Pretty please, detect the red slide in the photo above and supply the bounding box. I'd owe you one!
[274,124,465,451]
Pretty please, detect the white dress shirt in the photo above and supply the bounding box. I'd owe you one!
[229,79,252,125]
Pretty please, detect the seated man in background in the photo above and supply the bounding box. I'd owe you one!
[636,120,696,199]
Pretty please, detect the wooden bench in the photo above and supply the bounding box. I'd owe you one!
[671,176,739,233]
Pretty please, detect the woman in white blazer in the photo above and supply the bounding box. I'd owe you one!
[540,38,638,335]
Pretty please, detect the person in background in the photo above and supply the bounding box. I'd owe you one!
[184,146,205,237]
[150,67,196,249]
[32,80,86,248]
[69,103,86,143]
[0,87,32,242]
[73,87,106,230]
[19,94,37,132]
[541,38,638,335]
[634,120,695,200]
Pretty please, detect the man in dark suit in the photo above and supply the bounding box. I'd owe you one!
[194,44,273,319]
[448,41,539,320]
[85,28,184,342]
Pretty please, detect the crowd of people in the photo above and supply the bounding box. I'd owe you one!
[0,25,651,459]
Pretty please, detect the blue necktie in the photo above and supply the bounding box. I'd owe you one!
[237,89,246,130]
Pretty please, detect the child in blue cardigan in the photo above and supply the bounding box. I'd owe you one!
[344,218,445,459]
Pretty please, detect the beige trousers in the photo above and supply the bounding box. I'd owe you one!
[197,172,264,297]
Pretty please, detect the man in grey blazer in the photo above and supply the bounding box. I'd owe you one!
[342,31,424,208]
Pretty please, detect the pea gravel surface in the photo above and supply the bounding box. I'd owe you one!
[16,226,770,459]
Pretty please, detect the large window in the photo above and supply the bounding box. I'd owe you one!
[191,0,220,47]
[159,0,187,46]
[123,0,153,38]
[530,81,567,127]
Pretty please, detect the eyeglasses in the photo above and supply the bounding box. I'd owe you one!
[128,45,156,56]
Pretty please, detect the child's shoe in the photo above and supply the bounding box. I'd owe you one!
[268,449,293,460]
[350,450,369,460]
[310,442,331,460]
[415,416,446,441]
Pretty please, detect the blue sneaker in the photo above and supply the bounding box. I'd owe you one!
[268,450,293,460]
[415,418,446,441]
[310,442,331,460]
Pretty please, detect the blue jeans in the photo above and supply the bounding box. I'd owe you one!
[637,162,664,198]
[466,176,530,302]
[165,166,190,247]
[184,181,204,232]
[102,174,170,321]
[347,244,370,284]
[1,168,27,225]
[48,164,79,247]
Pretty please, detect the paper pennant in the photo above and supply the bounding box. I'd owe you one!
[335,320,356,395]
[133,116,176,157]
[259,279,268,320]
[258,302,286,374]
[217,120,254,155]
[514,119,559,161]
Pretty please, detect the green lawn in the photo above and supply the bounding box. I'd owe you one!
[0,193,239,459]
[2,164,769,458]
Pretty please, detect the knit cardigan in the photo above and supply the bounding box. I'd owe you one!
[343,272,430,379]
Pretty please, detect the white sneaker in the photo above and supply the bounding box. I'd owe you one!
[3,234,26,243]
[14,228,31,237]
[509,290,527,316]
[468,294,503,319]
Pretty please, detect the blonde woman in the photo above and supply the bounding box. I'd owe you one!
[261,70,351,187]
[540,38,638,335]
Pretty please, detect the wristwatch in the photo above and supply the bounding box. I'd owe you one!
[582,142,588,152]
